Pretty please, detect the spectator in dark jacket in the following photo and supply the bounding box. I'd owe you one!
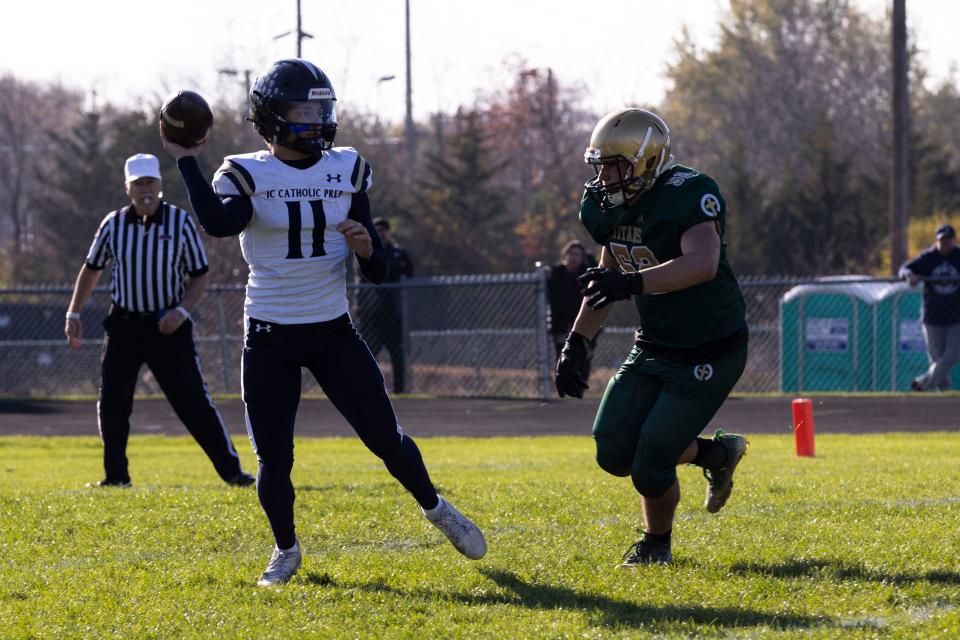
[546,240,601,383]
[358,217,414,393]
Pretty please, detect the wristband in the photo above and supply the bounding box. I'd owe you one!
[66,312,80,320]
[174,306,191,320]
[629,271,645,296]
[566,332,589,348]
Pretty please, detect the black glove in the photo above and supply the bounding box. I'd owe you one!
[578,267,645,310]
[556,332,590,398]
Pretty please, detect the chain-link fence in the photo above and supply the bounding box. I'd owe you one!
[1,274,957,398]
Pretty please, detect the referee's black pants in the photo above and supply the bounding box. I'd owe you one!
[98,310,243,484]
[242,313,438,550]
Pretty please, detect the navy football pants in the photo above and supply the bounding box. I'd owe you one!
[242,313,438,550]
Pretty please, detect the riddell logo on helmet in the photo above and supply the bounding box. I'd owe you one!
[308,88,334,100]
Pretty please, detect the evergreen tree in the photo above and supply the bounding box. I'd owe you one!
[410,108,510,274]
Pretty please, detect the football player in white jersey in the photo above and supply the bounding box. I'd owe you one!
[161,58,486,586]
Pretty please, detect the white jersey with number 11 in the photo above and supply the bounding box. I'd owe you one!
[212,147,372,324]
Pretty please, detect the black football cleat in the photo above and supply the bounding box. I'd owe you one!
[619,537,673,567]
[226,472,256,487]
[703,429,748,513]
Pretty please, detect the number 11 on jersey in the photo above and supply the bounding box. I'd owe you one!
[285,200,327,259]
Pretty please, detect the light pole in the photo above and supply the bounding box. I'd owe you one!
[404,0,416,173]
[375,75,396,122]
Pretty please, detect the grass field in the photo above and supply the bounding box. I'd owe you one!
[4,433,960,639]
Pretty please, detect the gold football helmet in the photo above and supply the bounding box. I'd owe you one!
[584,108,672,210]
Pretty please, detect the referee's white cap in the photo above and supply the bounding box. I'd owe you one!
[124,154,161,183]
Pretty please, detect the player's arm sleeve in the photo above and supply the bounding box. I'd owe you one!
[678,177,726,235]
[180,214,211,277]
[348,191,388,284]
[900,252,932,278]
[403,251,414,278]
[84,214,113,270]
[176,156,253,237]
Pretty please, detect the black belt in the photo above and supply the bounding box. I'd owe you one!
[110,305,167,321]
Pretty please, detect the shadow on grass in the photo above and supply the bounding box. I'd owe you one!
[730,558,960,586]
[478,568,821,629]
[298,481,401,494]
[312,568,823,631]
[302,570,335,586]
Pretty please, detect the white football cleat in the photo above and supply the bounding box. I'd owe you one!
[257,541,302,587]
[422,496,487,560]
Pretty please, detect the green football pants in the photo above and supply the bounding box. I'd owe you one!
[592,343,747,497]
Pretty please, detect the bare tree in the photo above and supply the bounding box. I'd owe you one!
[0,76,83,281]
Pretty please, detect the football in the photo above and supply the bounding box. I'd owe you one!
[159,90,213,147]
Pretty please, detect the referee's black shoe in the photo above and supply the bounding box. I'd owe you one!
[86,479,132,488]
[226,472,256,487]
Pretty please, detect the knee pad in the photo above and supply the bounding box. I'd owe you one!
[630,448,676,498]
[595,439,632,477]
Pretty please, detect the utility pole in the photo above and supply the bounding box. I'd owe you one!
[890,0,908,274]
[217,68,252,96]
[296,0,304,57]
[404,0,417,172]
[274,0,313,57]
[218,68,253,118]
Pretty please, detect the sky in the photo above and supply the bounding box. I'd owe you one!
[1,0,957,124]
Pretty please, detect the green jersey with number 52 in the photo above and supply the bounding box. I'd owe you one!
[579,164,745,350]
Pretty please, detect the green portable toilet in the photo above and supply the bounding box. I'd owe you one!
[877,284,960,391]
[780,278,888,392]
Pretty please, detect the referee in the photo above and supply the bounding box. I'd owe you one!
[64,153,254,488]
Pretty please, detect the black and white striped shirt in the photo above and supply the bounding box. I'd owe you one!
[85,203,209,312]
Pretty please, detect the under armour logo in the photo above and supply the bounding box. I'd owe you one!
[693,364,714,382]
[255,323,272,333]
[327,173,342,183]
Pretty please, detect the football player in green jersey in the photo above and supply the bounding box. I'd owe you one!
[556,108,749,566]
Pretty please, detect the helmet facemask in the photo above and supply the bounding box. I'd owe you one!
[584,151,644,210]
[279,98,338,154]
[252,94,338,156]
